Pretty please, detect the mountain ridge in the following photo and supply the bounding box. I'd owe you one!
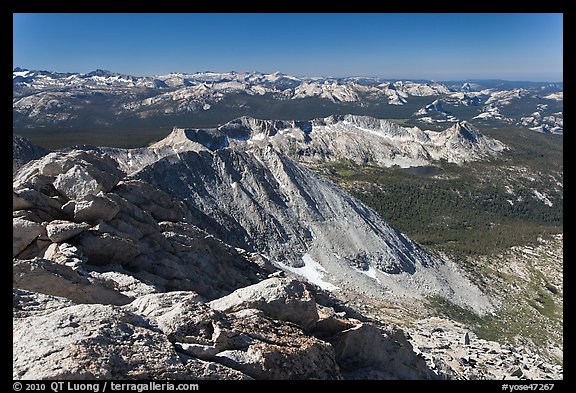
[162,114,507,168]
[13,68,563,134]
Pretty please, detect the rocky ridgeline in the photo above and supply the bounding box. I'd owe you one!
[209,115,506,167]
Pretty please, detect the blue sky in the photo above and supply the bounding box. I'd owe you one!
[13,13,563,81]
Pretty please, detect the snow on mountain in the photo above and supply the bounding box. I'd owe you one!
[13,70,31,78]
[13,68,456,104]
[13,68,563,134]
[543,92,563,101]
[381,83,408,105]
[473,103,505,120]
[414,99,448,116]
[393,81,450,96]
[98,124,493,312]
[520,112,563,134]
[293,81,360,102]
[423,121,506,163]
[485,88,527,106]
[446,91,485,106]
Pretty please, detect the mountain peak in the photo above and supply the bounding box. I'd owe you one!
[151,126,228,152]
[84,69,116,77]
[448,121,480,142]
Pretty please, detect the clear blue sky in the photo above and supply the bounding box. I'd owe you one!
[13,13,563,81]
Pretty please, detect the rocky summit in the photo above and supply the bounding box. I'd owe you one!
[12,119,559,380]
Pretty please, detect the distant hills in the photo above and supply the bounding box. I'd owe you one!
[13,68,563,134]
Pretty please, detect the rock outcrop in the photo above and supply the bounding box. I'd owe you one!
[208,277,319,329]
[13,148,273,301]
[13,284,437,380]
[14,295,190,379]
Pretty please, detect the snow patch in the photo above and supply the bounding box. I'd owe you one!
[353,265,381,283]
[532,189,553,207]
[13,71,30,78]
[251,132,266,141]
[544,92,563,101]
[278,253,340,291]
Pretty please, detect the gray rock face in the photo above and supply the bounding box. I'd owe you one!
[46,220,91,242]
[14,150,123,194]
[77,231,141,265]
[127,292,215,344]
[13,147,271,300]
[128,291,341,380]
[42,242,87,268]
[13,258,132,306]
[53,164,104,200]
[13,303,188,379]
[113,180,186,222]
[333,323,435,379]
[13,188,63,216]
[130,138,491,313]
[213,329,340,380]
[13,289,76,318]
[73,193,120,222]
[134,146,434,274]
[13,217,46,257]
[209,277,319,329]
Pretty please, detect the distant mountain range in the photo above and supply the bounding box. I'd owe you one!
[13,68,563,134]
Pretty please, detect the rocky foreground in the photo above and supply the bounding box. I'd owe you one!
[14,277,440,380]
[405,318,562,380]
[12,132,561,380]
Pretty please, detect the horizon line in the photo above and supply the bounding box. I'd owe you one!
[13,66,564,84]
